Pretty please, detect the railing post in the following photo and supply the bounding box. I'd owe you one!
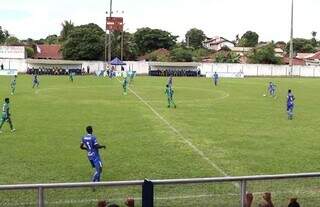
[142,179,154,207]
[38,187,44,207]
[240,180,247,207]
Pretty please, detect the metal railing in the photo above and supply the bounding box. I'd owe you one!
[1,172,320,207]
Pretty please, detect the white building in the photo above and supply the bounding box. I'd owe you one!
[203,36,235,51]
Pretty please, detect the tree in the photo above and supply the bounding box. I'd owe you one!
[170,47,193,62]
[62,23,105,60]
[215,51,240,63]
[192,48,211,62]
[5,36,21,46]
[238,31,259,47]
[45,35,59,45]
[0,26,10,44]
[60,20,74,42]
[185,28,206,49]
[285,38,317,53]
[25,47,35,58]
[248,44,281,64]
[133,27,177,55]
[147,48,171,62]
[311,31,317,47]
[108,31,138,60]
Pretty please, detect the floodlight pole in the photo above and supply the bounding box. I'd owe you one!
[289,0,294,75]
[108,0,113,65]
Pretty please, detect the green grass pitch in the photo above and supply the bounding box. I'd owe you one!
[0,75,320,206]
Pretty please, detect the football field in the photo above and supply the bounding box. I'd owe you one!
[0,75,320,206]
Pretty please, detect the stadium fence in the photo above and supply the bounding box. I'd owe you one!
[1,172,320,207]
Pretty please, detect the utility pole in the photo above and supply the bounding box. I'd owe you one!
[104,11,108,70]
[289,0,294,73]
[121,26,124,61]
[108,0,113,65]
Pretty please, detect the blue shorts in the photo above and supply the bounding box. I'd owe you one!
[287,104,294,111]
[89,157,102,169]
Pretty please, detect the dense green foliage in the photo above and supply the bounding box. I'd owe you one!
[249,44,282,64]
[60,20,75,42]
[133,27,177,55]
[185,28,206,49]
[215,51,240,63]
[286,38,317,53]
[170,47,193,62]
[0,26,10,44]
[62,23,105,60]
[238,31,259,47]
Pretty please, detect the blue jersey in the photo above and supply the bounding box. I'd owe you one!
[213,73,218,80]
[287,93,295,107]
[81,134,100,160]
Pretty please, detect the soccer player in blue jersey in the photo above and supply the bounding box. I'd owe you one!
[213,72,219,86]
[32,74,40,88]
[287,89,295,120]
[80,126,106,182]
[268,82,277,97]
[0,98,15,133]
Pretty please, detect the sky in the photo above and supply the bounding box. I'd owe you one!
[1,0,320,42]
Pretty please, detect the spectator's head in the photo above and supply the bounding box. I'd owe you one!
[86,126,93,134]
[107,204,119,207]
[97,200,107,207]
[125,197,135,207]
[4,98,9,104]
[263,192,272,202]
[288,198,300,207]
[245,192,253,207]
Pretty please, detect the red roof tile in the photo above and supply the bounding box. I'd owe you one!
[35,44,62,60]
[283,57,305,66]
[308,51,320,60]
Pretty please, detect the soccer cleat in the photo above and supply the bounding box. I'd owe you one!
[11,129,16,132]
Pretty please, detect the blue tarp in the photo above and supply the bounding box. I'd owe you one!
[110,57,126,65]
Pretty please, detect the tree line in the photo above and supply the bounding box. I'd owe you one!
[0,23,319,64]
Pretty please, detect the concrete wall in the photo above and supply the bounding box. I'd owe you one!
[3,58,320,77]
[199,63,320,77]
[0,59,27,72]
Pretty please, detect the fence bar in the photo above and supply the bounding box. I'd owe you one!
[240,180,246,207]
[38,187,44,207]
[142,179,154,207]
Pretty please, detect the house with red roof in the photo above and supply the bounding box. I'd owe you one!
[203,36,235,51]
[34,44,62,60]
[305,51,320,66]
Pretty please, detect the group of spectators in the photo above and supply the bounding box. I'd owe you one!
[149,68,201,77]
[245,192,300,207]
[97,197,134,207]
[27,67,84,75]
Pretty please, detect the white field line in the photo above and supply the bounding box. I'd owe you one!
[117,79,230,178]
